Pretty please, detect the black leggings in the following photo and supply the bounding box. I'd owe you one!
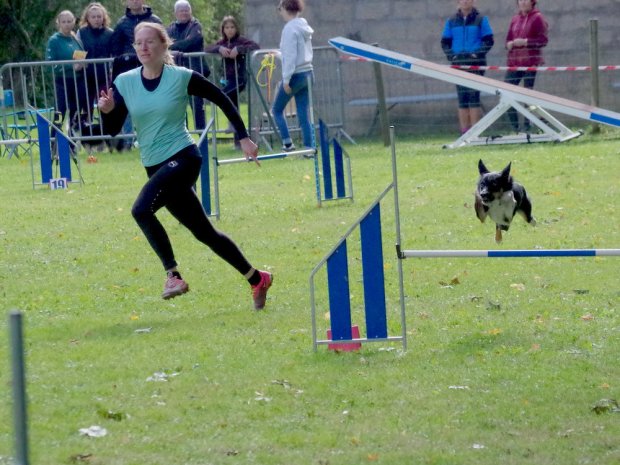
[504,70,537,130]
[131,145,253,274]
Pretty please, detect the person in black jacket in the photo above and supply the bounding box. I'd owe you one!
[111,0,162,58]
[167,0,209,130]
[110,0,162,150]
[77,2,113,120]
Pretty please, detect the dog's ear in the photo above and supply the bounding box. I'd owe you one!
[478,159,489,175]
[501,162,512,180]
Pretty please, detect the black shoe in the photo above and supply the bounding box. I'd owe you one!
[282,143,296,152]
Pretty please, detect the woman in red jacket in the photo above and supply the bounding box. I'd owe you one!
[504,0,548,133]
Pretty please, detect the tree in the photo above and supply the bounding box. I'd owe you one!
[0,0,244,65]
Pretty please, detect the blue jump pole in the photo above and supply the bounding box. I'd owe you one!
[318,120,333,200]
[56,131,72,182]
[401,249,620,258]
[36,114,53,184]
[360,203,388,339]
[199,135,212,216]
[326,241,353,341]
[332,139,346,199]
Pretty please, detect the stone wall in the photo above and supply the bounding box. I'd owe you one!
[244,0,620,136]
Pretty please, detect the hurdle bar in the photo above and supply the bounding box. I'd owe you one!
[34,111,83,189]
[400,249,620,258]
[197,126,220,219]
[328,37,620,148]
[310,184,406,351]
[216,147,316,165]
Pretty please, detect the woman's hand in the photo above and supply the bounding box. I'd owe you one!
[239,137,260,166]
[98,88,115,114]
[219,46,231,58]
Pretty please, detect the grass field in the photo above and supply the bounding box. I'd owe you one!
[1,127,619,465]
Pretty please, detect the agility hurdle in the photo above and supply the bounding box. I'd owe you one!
[329,37,620,148]
[310,128,406,351]
[311,126,619,351]
[34,111,83,189]
[202,119,353,211]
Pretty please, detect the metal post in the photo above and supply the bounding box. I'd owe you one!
[370,43,390,146]
[589,19,600,134]
[390,127,407,350]
[9,311,30,465]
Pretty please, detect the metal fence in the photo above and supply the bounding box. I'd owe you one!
[0,53,241,157]
[1,46,352,157]
[245,45,351,151]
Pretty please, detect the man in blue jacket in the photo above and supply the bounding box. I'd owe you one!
[441,0,494,135]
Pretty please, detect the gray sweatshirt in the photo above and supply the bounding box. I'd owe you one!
[279,17,314,85]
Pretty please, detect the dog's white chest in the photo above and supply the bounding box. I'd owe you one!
[487,191,516,226]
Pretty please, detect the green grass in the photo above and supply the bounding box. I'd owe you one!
[1,128,619,465]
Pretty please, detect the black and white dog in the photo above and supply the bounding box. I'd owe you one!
[474,159,536,243]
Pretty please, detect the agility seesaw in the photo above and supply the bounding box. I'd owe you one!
[328,37,620,148]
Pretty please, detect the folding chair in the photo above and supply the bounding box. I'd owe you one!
[1,103,55,159]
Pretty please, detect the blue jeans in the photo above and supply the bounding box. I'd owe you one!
[272,71,315,148]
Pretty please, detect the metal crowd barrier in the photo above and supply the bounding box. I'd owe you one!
[1,49,350,157]
[247,46,353,152]
[1,54,220,157]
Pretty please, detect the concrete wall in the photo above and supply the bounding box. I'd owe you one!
[245,0,620,136]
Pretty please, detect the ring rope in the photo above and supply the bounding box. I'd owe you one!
[256,53,277,102]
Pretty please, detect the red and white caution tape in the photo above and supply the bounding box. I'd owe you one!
[453,65,620,72]
[339,55,620,71]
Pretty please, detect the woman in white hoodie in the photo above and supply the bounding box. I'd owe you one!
[272,0,315,151]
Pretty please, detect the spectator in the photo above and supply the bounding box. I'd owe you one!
[441,0,494,135]
[98,22,273,308]
[77,2,114,121]
[111,0,162,59]
[504,0,549,133]
[167,0,209,131]
[110,0,162,150]
[272,0,315,152]
[45,10,88,138]
[205,15,259,148]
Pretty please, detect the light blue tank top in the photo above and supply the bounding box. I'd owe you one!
[114,65,194,167]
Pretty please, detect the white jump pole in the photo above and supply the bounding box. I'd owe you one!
[216,147,316,166]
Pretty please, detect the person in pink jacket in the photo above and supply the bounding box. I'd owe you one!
[504,0,548,133]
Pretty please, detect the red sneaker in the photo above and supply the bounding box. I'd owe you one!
[251,271,273,310]
[162,273,189,300]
